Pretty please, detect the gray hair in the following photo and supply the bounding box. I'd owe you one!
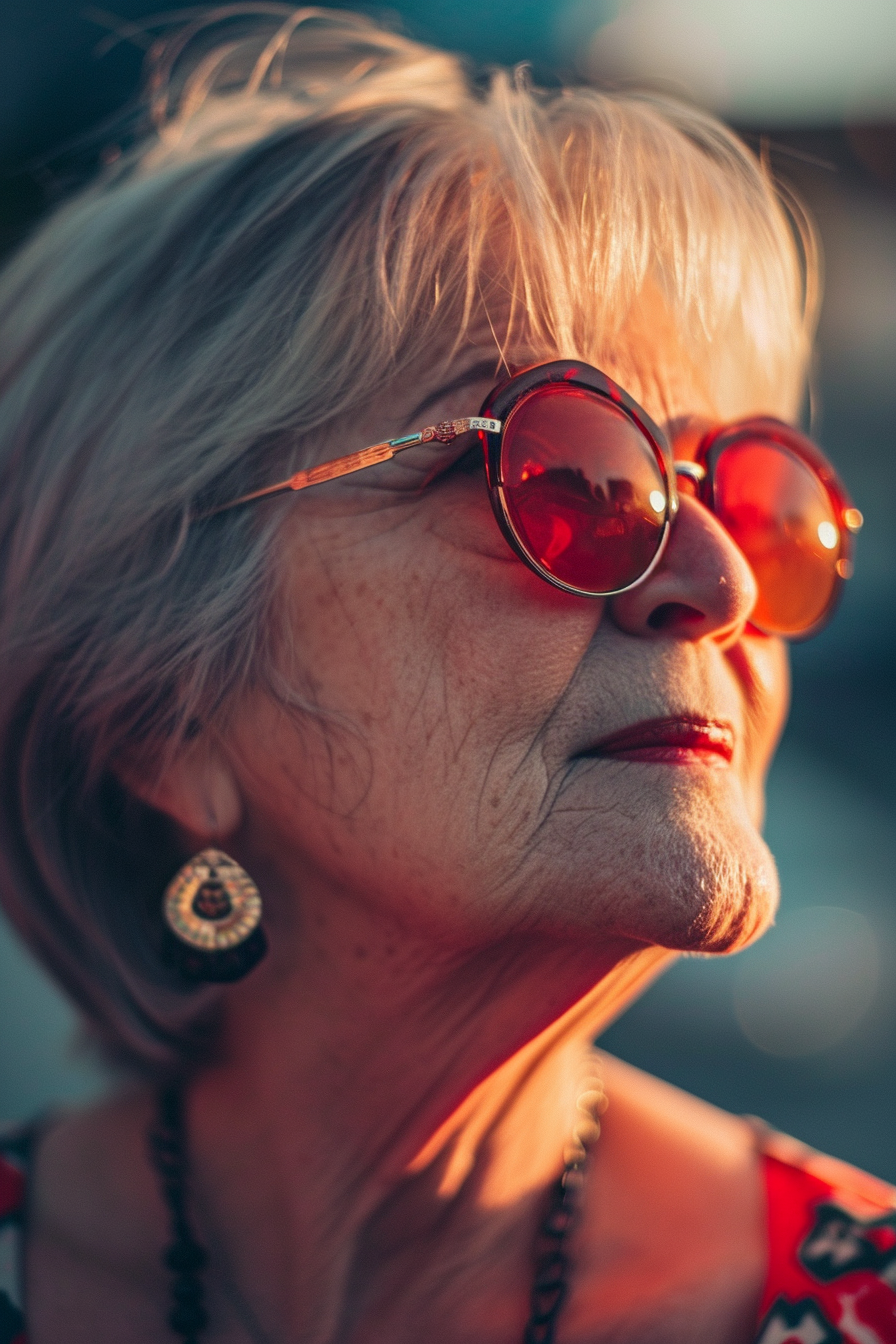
[0,5,815,1074]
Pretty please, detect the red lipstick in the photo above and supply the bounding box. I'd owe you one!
[584,716,734,766]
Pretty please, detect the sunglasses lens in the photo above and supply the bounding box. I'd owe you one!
[711,439,842,635]
[499,386,668,594]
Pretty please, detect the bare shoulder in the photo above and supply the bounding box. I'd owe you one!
[567,1054,765,1344]
[28,1088,169,1343]
[596,1052,760,1195]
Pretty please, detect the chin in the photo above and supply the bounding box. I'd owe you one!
[622,787,782,955]
[665,835,779,955]
[564,769,779,955]
[522,760,780,959]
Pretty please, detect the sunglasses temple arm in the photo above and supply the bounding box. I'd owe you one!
[200,416,502,517]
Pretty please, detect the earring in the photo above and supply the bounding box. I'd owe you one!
[162,848,267,983]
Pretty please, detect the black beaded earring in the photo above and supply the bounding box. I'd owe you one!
[162,848,267,983]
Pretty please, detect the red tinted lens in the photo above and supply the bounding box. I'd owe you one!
[499,385,668,594]
[711,439,842,635]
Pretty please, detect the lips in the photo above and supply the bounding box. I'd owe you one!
[582,716,735,766]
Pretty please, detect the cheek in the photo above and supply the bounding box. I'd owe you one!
[238,515,606,931]
[285,484,604,763]
[728,635,790,823]
[348,573,603,895]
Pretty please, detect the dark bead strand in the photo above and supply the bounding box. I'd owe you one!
[147,1071,602,1344]
[522,1164,585,1344]
[148,1086,209,1344]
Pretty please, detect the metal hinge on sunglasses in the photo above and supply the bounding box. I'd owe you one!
[205,416,503,515]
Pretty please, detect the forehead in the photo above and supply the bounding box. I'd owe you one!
[587,285,778,427]
[404,301,765,438]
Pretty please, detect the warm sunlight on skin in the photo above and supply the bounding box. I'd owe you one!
[32,312,789,1344]
[212,328,789,978]
[156,319,788,1340]
[2,12,850,1338]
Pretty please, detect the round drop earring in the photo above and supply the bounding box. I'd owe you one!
[162,848,267,982]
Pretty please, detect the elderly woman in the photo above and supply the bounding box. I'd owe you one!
[0,8,890,1344]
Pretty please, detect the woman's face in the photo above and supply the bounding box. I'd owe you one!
[223,325,789,962]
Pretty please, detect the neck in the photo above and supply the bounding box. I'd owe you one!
[185,896,672,1341]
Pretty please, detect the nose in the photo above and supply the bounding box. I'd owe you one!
[608,487,759,643]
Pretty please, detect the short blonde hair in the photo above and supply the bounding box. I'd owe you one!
[0,5,816,1073]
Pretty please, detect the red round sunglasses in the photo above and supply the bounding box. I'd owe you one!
[212,360,862,639]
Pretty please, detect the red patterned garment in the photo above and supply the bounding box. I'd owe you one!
[755,1128,896,1344]
[1,1125,895,1343]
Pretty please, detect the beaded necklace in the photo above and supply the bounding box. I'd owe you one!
[148,1066,606,1344]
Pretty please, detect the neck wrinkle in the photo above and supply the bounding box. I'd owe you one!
[405,944,674,1199]
[187,944,675,1343]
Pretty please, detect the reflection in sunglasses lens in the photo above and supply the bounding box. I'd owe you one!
[500,387,668,594]
[711,440,840,635]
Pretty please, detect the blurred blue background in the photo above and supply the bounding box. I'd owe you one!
[0,0,894,1176]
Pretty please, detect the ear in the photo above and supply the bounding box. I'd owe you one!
[116,735,243,849]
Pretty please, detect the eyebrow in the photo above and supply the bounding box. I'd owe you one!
[404,357,503,427]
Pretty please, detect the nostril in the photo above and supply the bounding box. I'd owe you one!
[647,602,704,631]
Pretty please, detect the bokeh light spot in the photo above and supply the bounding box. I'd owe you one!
[733,905,879,1057]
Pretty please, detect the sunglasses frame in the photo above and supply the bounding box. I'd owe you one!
[479,361,859,637]
[207,358,860,640]
[479,360,679,601]
[692,415,860,640]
